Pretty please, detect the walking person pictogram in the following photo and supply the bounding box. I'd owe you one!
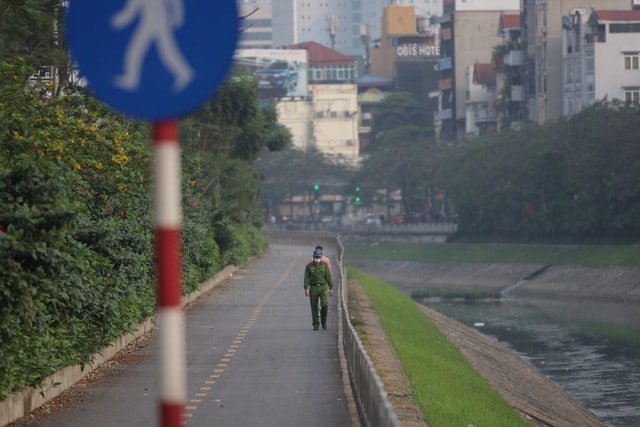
[111,0,194,92]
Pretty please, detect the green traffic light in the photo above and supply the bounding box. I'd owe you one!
[355,196,361,203]
[313,184,320,191]
[355,186,360,192]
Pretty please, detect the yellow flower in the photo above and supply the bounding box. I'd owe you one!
[73,164,81,171]
[112,152,129,166]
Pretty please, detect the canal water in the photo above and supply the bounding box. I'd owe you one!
[424,295,640,427]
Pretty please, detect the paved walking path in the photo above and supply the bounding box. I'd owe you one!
[11,244,352,427]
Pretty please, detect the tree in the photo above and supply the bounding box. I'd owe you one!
[0,1,79,95]
[181,75,290,163]
[254,146,353,215]
[357,92,437,216]
[367,92,433,152]
[179,74,290,260]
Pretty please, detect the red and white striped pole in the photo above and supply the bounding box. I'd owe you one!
[152,119,185,427]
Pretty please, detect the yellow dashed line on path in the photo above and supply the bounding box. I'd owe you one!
[182,251,302,424]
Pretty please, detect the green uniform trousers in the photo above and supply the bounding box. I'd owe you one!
[308,284,329,329]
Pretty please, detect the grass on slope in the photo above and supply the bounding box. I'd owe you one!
[344,242,640,266]
[348,267,530,427]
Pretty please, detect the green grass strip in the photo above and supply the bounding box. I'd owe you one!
[345,242,640,266]
[349,267,530,427]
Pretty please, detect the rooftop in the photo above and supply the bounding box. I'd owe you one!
[473,63,496,86]
[499,12,521,30]
[592,9,640,22]
[286,41,355,66]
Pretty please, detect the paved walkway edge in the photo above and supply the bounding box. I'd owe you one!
[0,265,238,427]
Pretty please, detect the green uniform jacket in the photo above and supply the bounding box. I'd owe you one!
[304,261,333,291]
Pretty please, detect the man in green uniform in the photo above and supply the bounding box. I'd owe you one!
[304,248,334,330]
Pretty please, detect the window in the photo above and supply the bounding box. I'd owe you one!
[610,23,640,33]
[596,24,606,42]
[625,54,639,70]
[625,90,640,104]
[565,62,574,84]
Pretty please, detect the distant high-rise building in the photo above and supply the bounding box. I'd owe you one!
[269,0,441,59]
[238,1,274,49]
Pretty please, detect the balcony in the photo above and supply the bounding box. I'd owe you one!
[504,50,524,67]
[510,85,524,102]
[474,107,498,123]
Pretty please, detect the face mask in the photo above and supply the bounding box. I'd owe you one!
[313,257,320,263]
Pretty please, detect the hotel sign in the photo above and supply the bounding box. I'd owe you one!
[396,43,440,58]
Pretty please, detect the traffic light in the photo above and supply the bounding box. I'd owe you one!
[354,186,361,203]
[313,184,320,191]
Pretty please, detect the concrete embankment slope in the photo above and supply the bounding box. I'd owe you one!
[346,259,640,427]
[344,259,640,303]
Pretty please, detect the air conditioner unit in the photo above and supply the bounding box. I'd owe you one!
[634,0,640,6]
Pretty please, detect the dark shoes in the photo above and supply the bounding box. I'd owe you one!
[322,323,327,330]
[313,326,319,330]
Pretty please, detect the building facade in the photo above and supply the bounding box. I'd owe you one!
[267,0,440,59]
[237,1,274,49]
[562,8,640,116]
[439,0,519,139]
[465,62,498,136]
[275,42,360,164]
[369,6,440,130]
[521,0,631,124]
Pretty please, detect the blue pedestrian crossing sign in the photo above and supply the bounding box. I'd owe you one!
[66,1,238,121]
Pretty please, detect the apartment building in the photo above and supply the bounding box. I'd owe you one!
[521,0,630,124]
[562,8,640,115]
[275,42,360,165]
[465,62,498,136]
[439,0,519,139]
[237,1,274,49]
